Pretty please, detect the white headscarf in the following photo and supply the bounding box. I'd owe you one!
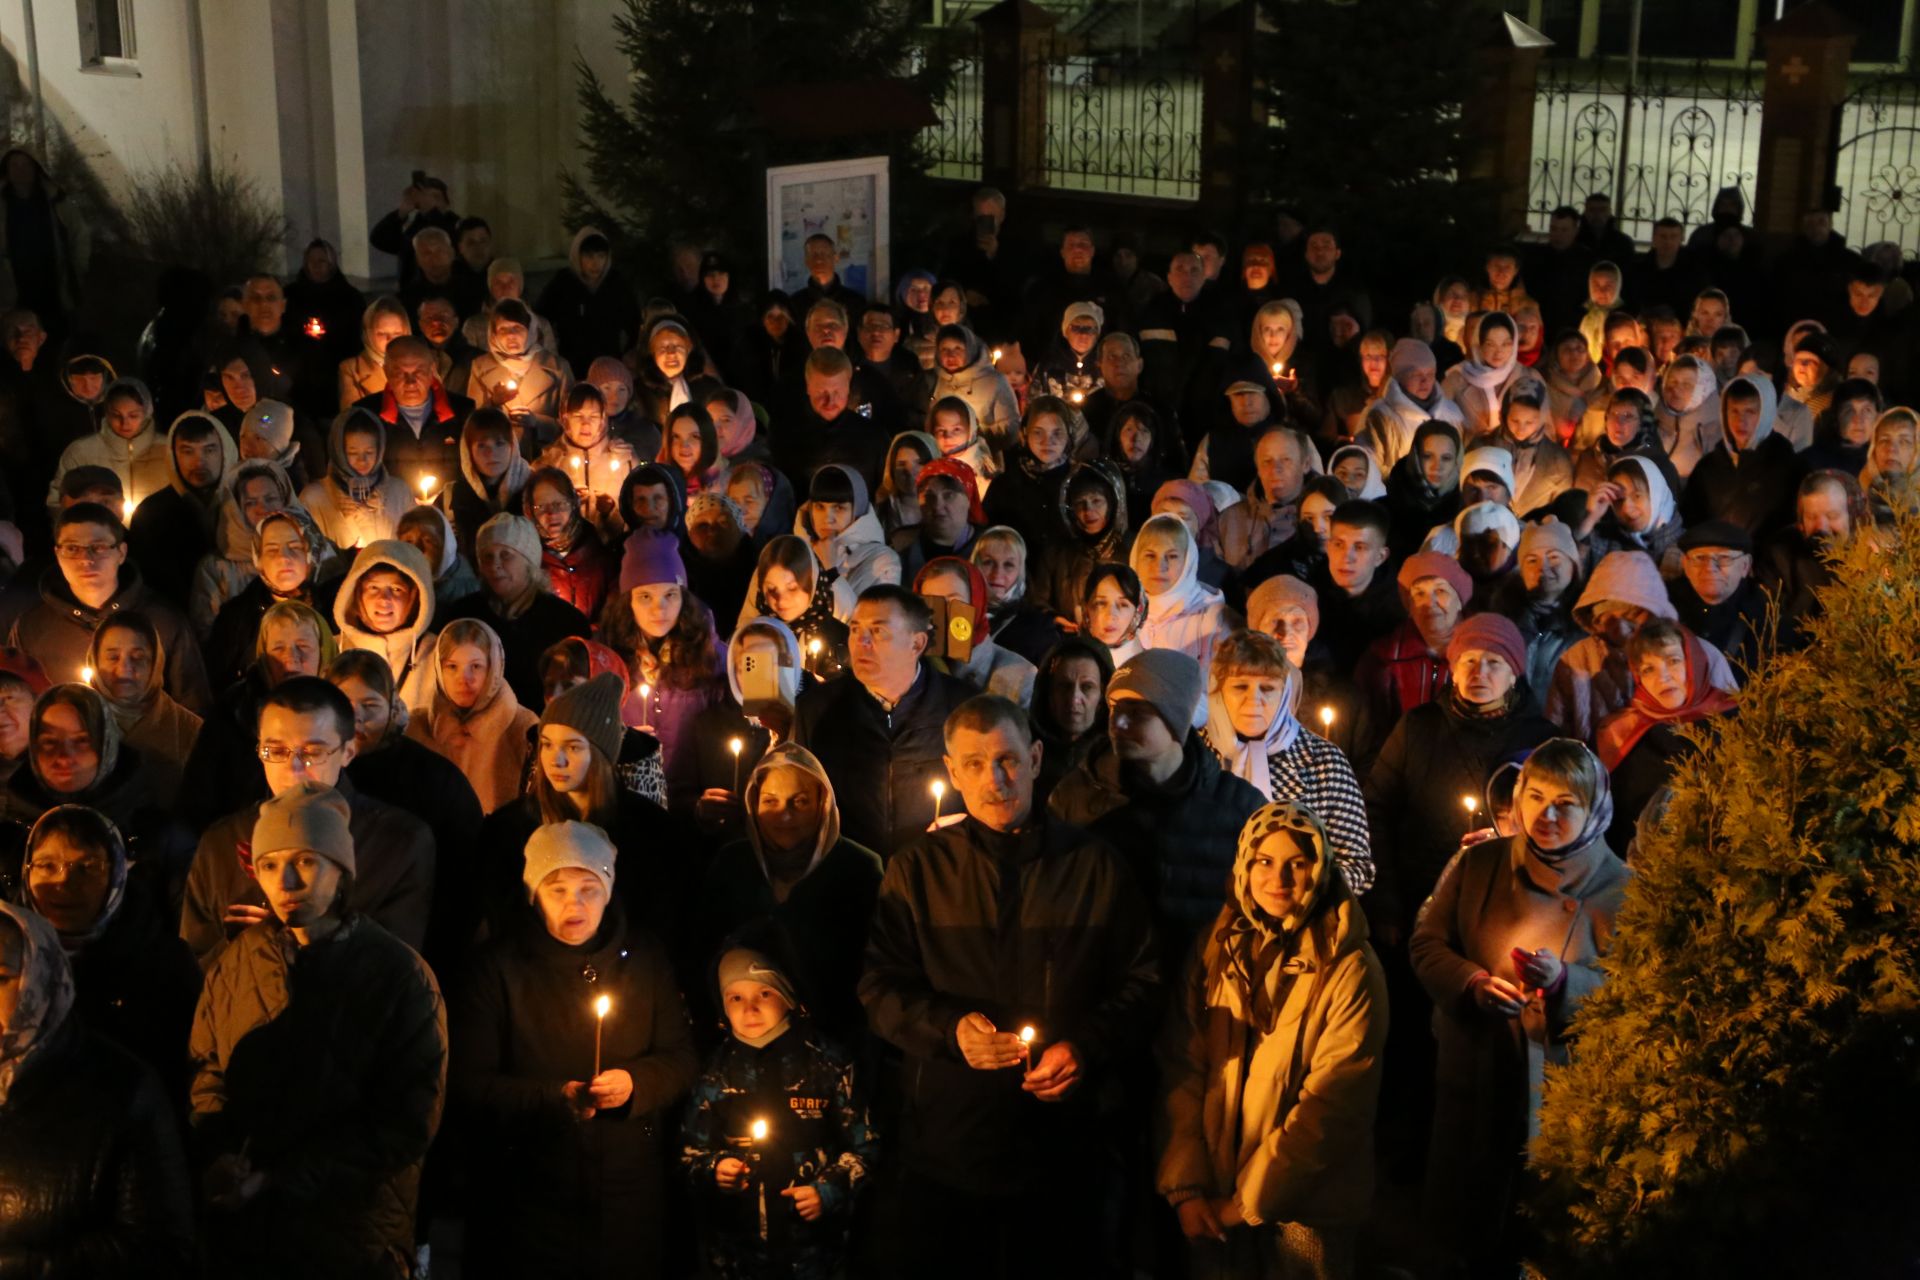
[1203,662,1303,799]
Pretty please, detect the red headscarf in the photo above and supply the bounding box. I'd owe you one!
[916,457,987,525]
[1595,629,1737,770]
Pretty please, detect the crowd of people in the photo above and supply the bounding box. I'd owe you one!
[0,157,1910,1279]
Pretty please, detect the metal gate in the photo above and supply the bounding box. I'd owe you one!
[1834,69,1920,257]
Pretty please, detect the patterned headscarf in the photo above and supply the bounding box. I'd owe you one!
[0,901,76,1106]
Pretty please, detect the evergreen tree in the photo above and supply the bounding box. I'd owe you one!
[563,0,950,277]
[1255,0,1493,299]
[1531,506,1920,1275]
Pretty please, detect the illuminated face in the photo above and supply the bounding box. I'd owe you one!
[1083,576,1137,646]
[1873,418,1917,476]
[1451,648,1515,705]
[1070,486,1110,536]
[239,475,286,529]
[727,476,767,531]
[538,724,595,794]
[650,331,690,378]
[439,641,490,709]
[759,564,810,622]
[1407,578,1462,646]
[754,764,824,853]
[1116,415,1152,464]
[1798,484,1850,545]
[103,394,145,440]
[1724,395,1763,450]
[1256,604,1312,669]
[220,359,257,411]
[668,417,704,474]
[1358,338,1389,387]
[491,319,529,358]
[1521,546,1574,599]
[564,401,608,450]
[1635,639,1688,711]
[1399,364,1435,400]
[1060,231,1095,273]
[356,569,418,636]
[1133,530,1184,596]
[1477,325,1513,369]
[1681,546,1749,606]
[973,540,1022,606]
[1300,492,1336,544]
[932,408,972,456]
[1247,830,1315,920]
[260,616,322,684]
[1418,434,1458,489]
[1255,433,1304,503]
[1024,413,1068,468]
[368,312,409,357]
[1614,470,1654,532]
[1607,399,1643,447]
[932,287,965,326]
[1220,669,1286,739]
[806,371,852,419]
[943,721,1040,832]
[811,500,854,540]
[93,624,152,704]
[255,847,343,931]
[418,300,458,344]
[921,481,972,544]
[937,336,969,373]
[1046,655,1103,739]
[630,582,684,639]
[331,673,392,755]
[536,867,607,946]
[257,518,312,594]
[1691,296,1728,335]
[1326,521,1387,593]
[724,978,793,1042]
[804,311,846,351]
[1517,772,1590,852]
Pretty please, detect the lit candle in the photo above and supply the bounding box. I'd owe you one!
[1317,705,1334,731]
[1271,360,1284,378]
[79,665,93,685]
[120,497,135,522]
[638,683,653,733]
[991,347,1003,365]
[930,778,946,824]
[418,473,437,502]
[749,1117,768,1144]
[807,638,822,659]
[728,736,744,795]
[1018,1024,1036,1067]
[304,317,326,339]
[1462,794,1480,817]
[503,378,518,395]
[1069,390,1084,403]
[592,993,611,1079]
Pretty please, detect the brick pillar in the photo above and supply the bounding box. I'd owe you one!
[1199,1,1255,226]
[1461,14,1554,237]
[1755,2,1858,243]
[976,0,1057,193]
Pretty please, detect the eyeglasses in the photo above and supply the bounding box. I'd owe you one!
[26,856,107,880]
[54,541,119,561]
[531,501,573,518]
[1684,552,1747,572]
[257,743,343,767]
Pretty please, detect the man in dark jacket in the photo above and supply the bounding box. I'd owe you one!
[792,585,971,859]
[189,780,447,1279]
[1048,648,1262,962]
[1311,500,1405,677]
[356,335,473,496]
[128,410,230,610]
[772,347,894,494]
[535,228,641,377]
[1671,520,1765,672]
[1759,471,1853,654]
[440,512,589,710]
[861,693,1159,1277]
[179,678,435,968]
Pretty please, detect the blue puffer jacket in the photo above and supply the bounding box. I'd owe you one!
[1047,733,1265,963]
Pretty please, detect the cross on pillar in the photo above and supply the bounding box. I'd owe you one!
[1781,54,1810,86]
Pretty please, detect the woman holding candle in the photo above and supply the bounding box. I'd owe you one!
[738,536,850,683]
[523,467,619,623]
[1409,739,1630,1277]
[681,945,878,1280]
[450,820,697,1278]
[335,294,411,410]
[298,407,415,551]
[44,377,169,514]
[688,617,808,831]
[463,298,571,441]
[602,536,727,814]
[1157,800,1386,1279]
[536,383,639,535]
[444,407,531,562]
[84,611,203,812]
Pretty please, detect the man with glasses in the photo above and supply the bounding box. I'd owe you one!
[179,676,434,968]
[1670,521,1765,671]
[8,501,211,713]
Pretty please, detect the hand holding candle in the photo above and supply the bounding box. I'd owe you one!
[728,736,744,795]
[1018,1024,1036,1067]
[592,993,611,1079]
[929,778,946,826]
[418,474,438,503]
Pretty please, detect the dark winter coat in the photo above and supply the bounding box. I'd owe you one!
[203,573,344,692]
[64,883,204,1106]
[1363,694,1558,934]
[537,266,642,377]
[1680,433,1800,540]
[981,450,1071,552]
[346,731,485,970]
[1047,733,1264,963]
[1669,574,1765,674]
[0,1020,196,1278]
[451,905,695,1277]
[540,528,620,624]
[179,775,436,968]
[354,385,473,499]
[172,665,273,832]
[791,663,972,858]
[859,812,1160,1195]
[190,913,446,1280]
[7,566,211,715]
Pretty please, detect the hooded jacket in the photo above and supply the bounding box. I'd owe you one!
[1679,372,1803,540]
[1481,415,1573,517]
[1130,513,1228,668]
[694,743,885,1041]
[405,617,537,814]
[1157,802,1386,1234]
[333,539,439,711]
[1652,354,1723,478]
[298,408,416,550]
[1356,376,1466,471]
[874,429,938,537]
[1441,323,1539,441]
[925,392,1000,486]
[924,326,1019,453]
[127,410,242,608]
[1032,460,1131,616]
[1585,454,1685,574]
[189,460,338,637]
[534,225,643,374]
[795,466,902,610]
[190,911,446,1276]
[860,809,1160,1194]
[1544,549,1738,743]
[47,377,170,508]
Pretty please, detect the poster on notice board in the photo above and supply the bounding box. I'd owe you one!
[765,156,890,303]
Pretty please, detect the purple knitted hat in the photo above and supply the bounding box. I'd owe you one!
[618,531,688,593]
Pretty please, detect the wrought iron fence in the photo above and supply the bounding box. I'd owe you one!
[1527,58,1764,244]
[1835,69,1920,258]
[918,45,983,182]
[1036,44,1202,200]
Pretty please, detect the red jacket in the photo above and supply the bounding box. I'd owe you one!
[541,531,619,625]
[1354,618,1448,740]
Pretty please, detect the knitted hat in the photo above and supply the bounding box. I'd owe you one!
[1390,337,1436,381]
[1246,574,1319,638]
[252,781,354,874]
[540,672,626,761]
[521,820,617,898]
[241,400,296,454]
[917,457,987,525]
[1397,550,1473,604]
[1109,648,1204,736]
[476,512,543,574]
[1062,300,1105,334]
[716,946,800,1007]
[1445,612,1528,676]
[686,490,746,533]
[1678,519,1752,554]
[1517,515,1579,564]
[618,531,687,593]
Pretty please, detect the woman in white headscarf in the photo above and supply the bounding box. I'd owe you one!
[1129,513,1229,669]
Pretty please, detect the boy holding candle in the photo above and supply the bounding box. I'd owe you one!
[681,946,876,1280]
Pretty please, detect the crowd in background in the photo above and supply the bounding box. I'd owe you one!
[0,152,1910,1279]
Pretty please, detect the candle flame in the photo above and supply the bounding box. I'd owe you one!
[571,456,582,468]
[504,379,518,392]
[305,318,325,338]
[990,347,1003,364]
[728,737,743,756]
[1018,1025,1036,1044]
[594,994,611,1018]
[1069,391,1084,403]
[807,638,822,656]
[418,474,436,497]
[639,683,651,699]
[930,779,945,800]
[1318,705,1334,728]
[79,665,93,684]
[1462,794,1480,814]
[121,497,135,521]
[1271,361,1284,376]
[750,1118,768,1142]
